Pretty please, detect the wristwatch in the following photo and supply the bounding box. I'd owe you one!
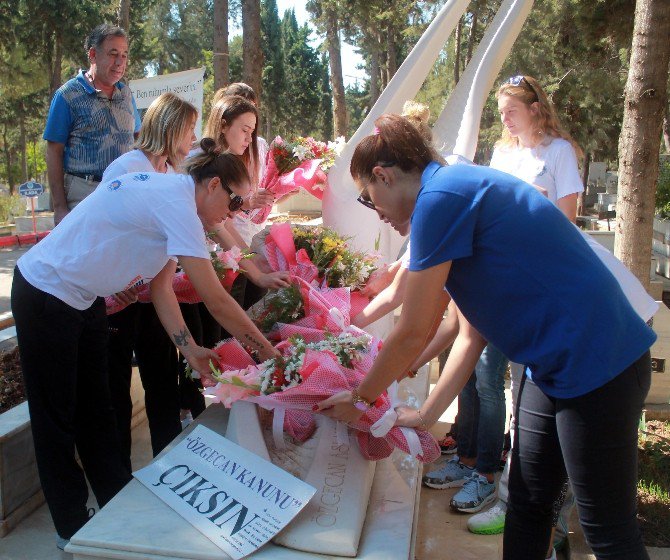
[351,388,374,411]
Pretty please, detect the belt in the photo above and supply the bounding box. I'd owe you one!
[66,171,102,182]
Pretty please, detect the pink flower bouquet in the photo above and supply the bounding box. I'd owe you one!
[203,335,440,463]
[250,136,345,224]
[105,247,245,315]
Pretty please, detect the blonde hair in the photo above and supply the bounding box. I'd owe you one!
[204,95,259,186]
[401,100,432,143]
[213,82,258,106]
[135,93,198,167]
[495,75,583,159]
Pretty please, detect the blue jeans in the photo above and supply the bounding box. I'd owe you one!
[456,344,508,474]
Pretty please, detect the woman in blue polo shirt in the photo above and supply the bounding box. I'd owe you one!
[318,114,655,560]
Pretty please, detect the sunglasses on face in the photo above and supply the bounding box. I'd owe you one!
[507,75,539,102]
[357,187,376,210]
[356,161,396,211]
[222,184,244,211]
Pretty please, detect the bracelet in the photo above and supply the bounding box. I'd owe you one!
[416,409,428,431]
[351,388,374,409]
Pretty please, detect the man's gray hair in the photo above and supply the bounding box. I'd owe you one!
[84,24,127,53]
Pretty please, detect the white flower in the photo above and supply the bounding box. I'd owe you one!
[328,136,346,156]
[293,144,309,161]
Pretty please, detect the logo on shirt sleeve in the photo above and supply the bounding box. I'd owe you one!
[107,179,122,191]
[133,173,150,181]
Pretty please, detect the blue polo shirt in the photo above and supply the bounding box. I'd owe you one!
[409,162,656,398]
[43,70,141,177]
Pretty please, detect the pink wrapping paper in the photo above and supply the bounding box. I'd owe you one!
[251,153,327,225]
[105,267,238,315]
[205,333,439,463]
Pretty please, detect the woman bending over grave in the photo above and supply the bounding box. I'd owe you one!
[316,113,655,560]
[12,140,279,550]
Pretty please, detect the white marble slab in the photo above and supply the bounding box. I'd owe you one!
[66,367,430,560]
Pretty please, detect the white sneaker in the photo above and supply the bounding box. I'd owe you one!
[466,501,506,534]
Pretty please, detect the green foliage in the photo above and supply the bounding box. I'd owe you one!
[655,159,670,219]
[0,194,25,224]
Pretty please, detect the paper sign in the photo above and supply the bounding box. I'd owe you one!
[134,425,316,559]
[129,67,205,137]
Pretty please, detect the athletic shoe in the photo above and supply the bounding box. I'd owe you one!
[422,456,474,489]
[438,435,458,455]
[467,501,507,534]
[450,472,497,513]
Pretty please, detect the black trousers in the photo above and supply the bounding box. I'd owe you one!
[504,351,651,560]
[107,302,180,465]
[11,268,131,539]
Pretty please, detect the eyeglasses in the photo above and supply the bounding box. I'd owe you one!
[357,186,376,211]
[222,184,244,211]
[506,75,539,102]
[356,161,396,211]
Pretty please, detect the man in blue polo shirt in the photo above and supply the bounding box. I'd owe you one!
[44,23,141,225]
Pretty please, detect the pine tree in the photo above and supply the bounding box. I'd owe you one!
[261,0,285,138]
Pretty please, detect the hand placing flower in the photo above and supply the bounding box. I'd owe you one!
[245,188,275,210]
[394,405,424,429]
[314,390,364,424]
[256,270,291,289]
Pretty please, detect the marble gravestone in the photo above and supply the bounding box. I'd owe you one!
[65,368,429,560]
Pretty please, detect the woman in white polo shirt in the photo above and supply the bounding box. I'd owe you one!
[12,140,278,548]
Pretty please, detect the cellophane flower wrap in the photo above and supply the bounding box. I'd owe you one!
[105,247,247,315]
[257,222,378,317]
[250,136,345,225]
[203,332,439,463]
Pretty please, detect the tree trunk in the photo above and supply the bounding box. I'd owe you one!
[19,113,27,183]
[663,100,670,153]
[369,47,380,109]
[378,41,388,90]
[578,151,591,217]
[466,1,479,64]
[50,30,63,96]
[325,6,347,139]
[242,0,263,101]
[3,124,13,196]
[614,0,670,290]
[213,0,229,91]
[386,24,397,83]
[454,17,462,85]
[117,0,130,31]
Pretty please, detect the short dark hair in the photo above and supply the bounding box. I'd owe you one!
[85,24,127,53]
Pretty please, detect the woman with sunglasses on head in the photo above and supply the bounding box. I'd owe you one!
[316,113,655,560]
[12,138,278,549]
[492,75,583,222]
[101,92,199,468]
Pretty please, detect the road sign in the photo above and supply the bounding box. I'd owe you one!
[18,181,44,197]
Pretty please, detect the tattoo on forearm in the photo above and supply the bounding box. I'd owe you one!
[244,333,264,350]
[173,327,191,347]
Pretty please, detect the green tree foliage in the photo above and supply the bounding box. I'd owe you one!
[261,0,285,138]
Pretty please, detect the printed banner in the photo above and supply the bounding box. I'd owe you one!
[129,67,205,137]
[134,425,316,559]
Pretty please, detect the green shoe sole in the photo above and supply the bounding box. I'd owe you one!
[468,525,504,535]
